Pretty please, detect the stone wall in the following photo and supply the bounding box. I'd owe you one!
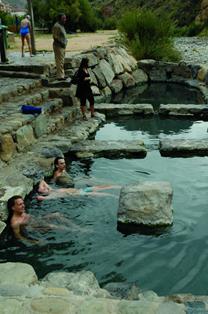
[64,46,148,103]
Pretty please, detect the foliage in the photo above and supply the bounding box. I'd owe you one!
[0,11,14,26]
[32,0,100,32]
[102,17,117,30]
[78,0,99,32]
[185,21,204,36]
[89,0,201,33]
[118,9,181,62]
[32,0,81,31]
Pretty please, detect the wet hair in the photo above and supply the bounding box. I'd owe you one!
[6,195,23,224]
[54,156,64,169]
[79,58,89,70]
[52,156,65,177]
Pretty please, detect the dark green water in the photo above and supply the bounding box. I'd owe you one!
[1,83,208,296]
[112,82,204,109]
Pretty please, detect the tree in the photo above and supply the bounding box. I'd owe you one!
[79,0,99,32]
[32,0,80,31]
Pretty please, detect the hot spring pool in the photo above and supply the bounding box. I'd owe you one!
[1,83,208,296]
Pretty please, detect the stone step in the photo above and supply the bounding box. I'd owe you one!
[69,140,147,158]
[0,98,63,134]
[159,104,208,119]
[49,86,78,107]
[160,139,208,157]
[0,78,42,104]
[0,63,52,75]
[0,105,79,162]
[46,106,79,134]
[0,94,63,118]
[0,70,43,79]
[94,103,154,117]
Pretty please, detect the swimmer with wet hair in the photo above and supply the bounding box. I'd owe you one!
[7,195,81,242]
[37,179,120,201]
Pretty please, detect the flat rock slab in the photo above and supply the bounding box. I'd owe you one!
[118,181,173,232]
[94,103,154,117]
[160,139,208,156]
[69,140,147,158]
[159,104,208,119]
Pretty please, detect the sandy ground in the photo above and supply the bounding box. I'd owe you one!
[8,30,118,54]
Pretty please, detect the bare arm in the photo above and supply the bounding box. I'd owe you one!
[12,224,38,244]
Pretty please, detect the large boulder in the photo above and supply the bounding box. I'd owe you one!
[118,181,173,228]
[99,59,115,86]
[0,133,16,162]
[0,263,38,285]
[40,270,110,298]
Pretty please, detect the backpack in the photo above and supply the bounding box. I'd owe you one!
[70,70,79,85]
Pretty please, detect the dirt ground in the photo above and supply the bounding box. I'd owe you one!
[8,30,118,53]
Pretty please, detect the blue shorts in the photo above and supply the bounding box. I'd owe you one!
[80,187,93,195]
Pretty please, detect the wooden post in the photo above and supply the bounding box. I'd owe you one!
[27,0,36,55]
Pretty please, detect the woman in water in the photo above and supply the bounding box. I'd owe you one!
[37,179,120,200]
[20,15,32,57]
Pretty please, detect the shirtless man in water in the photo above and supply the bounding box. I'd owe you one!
[37,179,120,201]
[53,156,67,180]
[7,195,31,241]
[52,156,74,187]
[7,195,79,241]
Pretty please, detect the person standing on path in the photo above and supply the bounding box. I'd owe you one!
[20,15,32,57]
[52,13,68,80]
[75,57,95,120]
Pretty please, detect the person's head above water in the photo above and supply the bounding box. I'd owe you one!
[54,156,66,172]
[7,195,25,224]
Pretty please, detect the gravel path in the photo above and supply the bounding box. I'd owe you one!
[6,33,208,67]
[174,37,208,65]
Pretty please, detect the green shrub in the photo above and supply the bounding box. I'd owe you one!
[0,11,14,26]
[118,9,181,62]
[79,0,99,32]
[186,21,204,36]
[102,17,117,30]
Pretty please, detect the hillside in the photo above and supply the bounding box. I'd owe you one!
[4,0,26,9]
[90,0,202,28]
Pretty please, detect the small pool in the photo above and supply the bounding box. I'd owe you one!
[112,82,205,109]
[1,82,208,296]
[95,116,208,149]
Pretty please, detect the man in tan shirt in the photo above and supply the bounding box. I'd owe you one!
[52,13,68,80]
